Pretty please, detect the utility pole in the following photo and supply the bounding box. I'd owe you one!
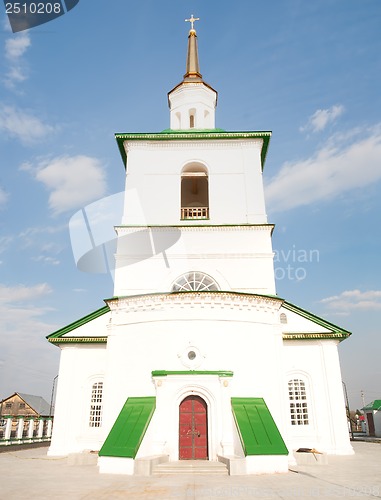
[342,381,354,439]
[50,375,58,417]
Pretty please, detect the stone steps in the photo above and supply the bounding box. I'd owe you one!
[152,460,229,476]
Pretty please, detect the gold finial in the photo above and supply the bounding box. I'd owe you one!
[185,14,200,31]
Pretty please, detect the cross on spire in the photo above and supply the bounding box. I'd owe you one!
[185,14,200,31]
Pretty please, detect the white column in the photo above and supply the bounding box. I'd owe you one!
[151,378,167,455]
[219,376,235,456]
[4,417,12,440]
[47,419,53,437]
[28,419,35,439]
[37,419,44,438]
[16,417,24,439]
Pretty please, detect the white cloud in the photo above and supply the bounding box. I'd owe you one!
[18,225,65,247]
[29,155,107,214]
[0,105,56,144]
[320,290,381,313]
[5,33,31,59]
[32,255,60,266]
[0,187,8,207]
[265,125,381,213]
[3,32,31,87]
[0,282,59,400]
[0,282,52,303]
[6,65,28,84]
[0,235,13,253]
[301,105,345,133]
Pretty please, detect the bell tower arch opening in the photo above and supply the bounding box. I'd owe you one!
[181,163,209,220]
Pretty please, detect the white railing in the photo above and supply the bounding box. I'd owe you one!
[0,416,53,446]
[181,207,209,220]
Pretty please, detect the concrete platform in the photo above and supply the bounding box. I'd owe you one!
[1,441,381,499]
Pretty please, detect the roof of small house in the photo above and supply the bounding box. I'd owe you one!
[362,400,381,411]
[1,392,52,416]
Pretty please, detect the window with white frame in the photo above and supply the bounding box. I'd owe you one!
[89,382,103,428]
[288,378,309,425]
[171,272,219,292]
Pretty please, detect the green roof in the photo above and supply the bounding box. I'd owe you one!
[99,397,156,459]
[362,400,381,411]
[115,130,271,171]
[46,305,110,344]
[231,398,288,456]
[45,292,351,345]
[282,301,351,341]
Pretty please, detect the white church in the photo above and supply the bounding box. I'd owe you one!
[47,17,353,475]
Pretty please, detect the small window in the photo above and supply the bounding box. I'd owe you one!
[288,379,309,425]
[89,382,103,428]
[280,313,287,324]
[5,403,12,409]
[190,114,195,128]
[19,403,26,409]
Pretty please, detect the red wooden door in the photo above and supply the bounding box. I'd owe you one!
[179,396,208,460]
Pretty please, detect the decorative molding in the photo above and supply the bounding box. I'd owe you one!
[106,291,282,315]
[115,224,274,233]
[124,139,263,153]
[115,131,271,171]
[282,333,349,341]
[48,337,107,345]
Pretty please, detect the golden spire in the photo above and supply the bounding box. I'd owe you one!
[184,14,202,80]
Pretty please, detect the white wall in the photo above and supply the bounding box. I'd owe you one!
[122,139,267,226]
[99,292,287,460]
[283,340,353,455]
[113,225,276,297]
[48,344,107,456]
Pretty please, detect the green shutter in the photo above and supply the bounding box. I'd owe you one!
[231,398,288,456]
[99,397,156,458]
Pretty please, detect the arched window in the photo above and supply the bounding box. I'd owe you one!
[288,379,309,425]
[280,313,287,324]
[181,164,209,220]
[89,382,103,428]
[172,272,219,292]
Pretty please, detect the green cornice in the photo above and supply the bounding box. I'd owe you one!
[152,370,234,377]
[46,305,110,343]
[282,301,351,340]
[115,130,271,171]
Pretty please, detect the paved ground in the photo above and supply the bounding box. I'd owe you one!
[1,440,381,499]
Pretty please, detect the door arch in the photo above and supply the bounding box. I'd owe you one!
[179,395,208,460]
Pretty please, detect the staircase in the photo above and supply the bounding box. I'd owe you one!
[152,460,229,476]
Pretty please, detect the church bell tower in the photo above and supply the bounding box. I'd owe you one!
[113,16,275,298]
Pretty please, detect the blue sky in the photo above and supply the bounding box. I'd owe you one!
[0,0,380,411]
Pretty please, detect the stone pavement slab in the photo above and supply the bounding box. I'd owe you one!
[1,441,381,499]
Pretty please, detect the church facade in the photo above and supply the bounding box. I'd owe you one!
[47,19,353,475]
